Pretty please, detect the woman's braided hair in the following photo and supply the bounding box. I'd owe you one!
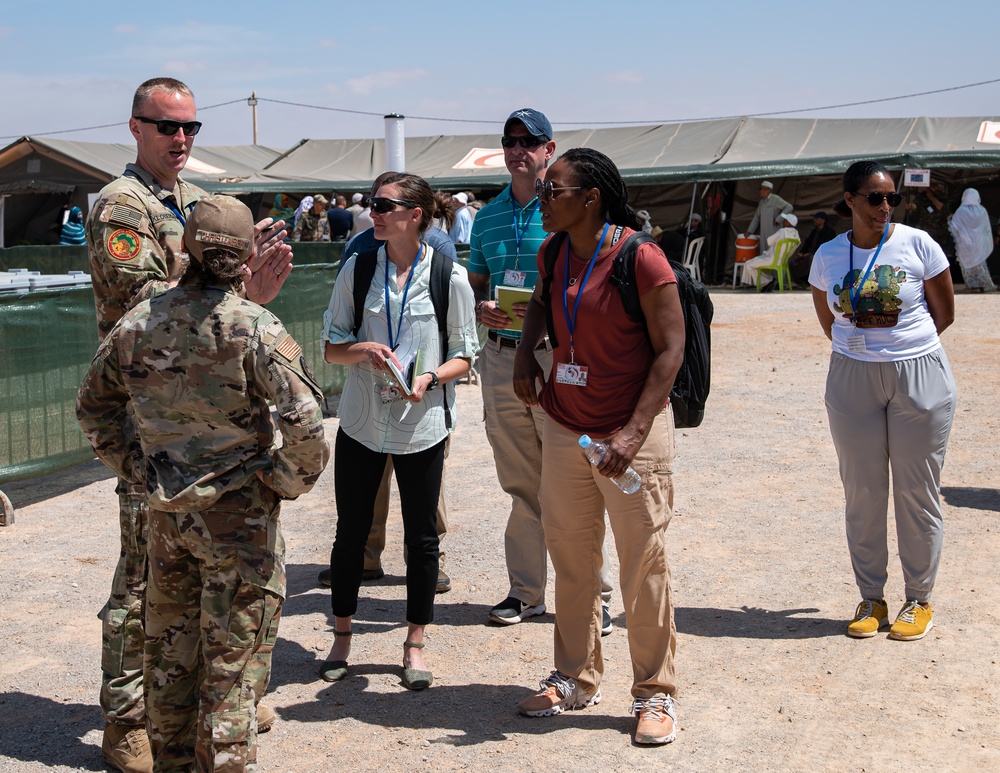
[180,248,246,293]
[560,147,641,230]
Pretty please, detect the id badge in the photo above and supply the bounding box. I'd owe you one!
[555,362,588,387]
[503,269,527,288]
[378,384,404,404]
[847,333,867,354]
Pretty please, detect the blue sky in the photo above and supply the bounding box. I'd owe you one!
[2,1,998,149]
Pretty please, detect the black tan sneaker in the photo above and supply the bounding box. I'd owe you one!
[488,596,546,625]
[601,601,613,636]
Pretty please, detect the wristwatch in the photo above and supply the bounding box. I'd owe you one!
[423,371,439,391]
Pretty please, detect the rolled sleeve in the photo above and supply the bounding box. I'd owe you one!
[446,263,481,361]
[322,253,359,345]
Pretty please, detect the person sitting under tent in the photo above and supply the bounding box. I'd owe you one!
[742,212,799,291]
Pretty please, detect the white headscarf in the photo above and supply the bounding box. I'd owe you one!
[948,188,993,270]
[294,196,314,223]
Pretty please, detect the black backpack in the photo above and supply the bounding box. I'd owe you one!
[350,244,455,428]
[540,228,713,429]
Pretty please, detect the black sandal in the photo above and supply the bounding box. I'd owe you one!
[401,640,433,691]
[319,630,352,682]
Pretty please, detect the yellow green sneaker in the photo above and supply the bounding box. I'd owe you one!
[847,598,889,638]
[889,600,933,641]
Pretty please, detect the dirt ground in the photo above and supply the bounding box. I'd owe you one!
[1,289,998,773]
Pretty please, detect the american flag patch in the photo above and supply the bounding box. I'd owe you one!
[274,335,302,360]
[109,205,144,229]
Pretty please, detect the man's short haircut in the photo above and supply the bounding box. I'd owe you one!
[132,77,195,116]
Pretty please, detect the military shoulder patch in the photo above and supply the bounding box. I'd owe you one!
[274,334,302,361]
[106,229,142,261]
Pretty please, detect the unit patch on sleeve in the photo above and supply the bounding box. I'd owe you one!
[107,229,142,261]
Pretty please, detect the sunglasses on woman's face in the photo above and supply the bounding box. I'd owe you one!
[133,116,202,137]
[854,191,903,208]
[501,135,545,150]
[369,196,417,215]
[534,178,585,202]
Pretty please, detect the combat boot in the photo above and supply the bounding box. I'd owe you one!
[102,722,153,773]
[257,701,276,732]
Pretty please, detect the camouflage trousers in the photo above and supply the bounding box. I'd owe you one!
[144,481,284,772]
[99,478,149,726]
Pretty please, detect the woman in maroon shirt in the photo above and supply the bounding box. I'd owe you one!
[512,148,686,746]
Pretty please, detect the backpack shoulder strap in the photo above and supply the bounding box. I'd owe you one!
[428,248,454,430]
[610,231,656,325]
[351,247,379,337]
[428,248,453,339]
[541,232,567,347]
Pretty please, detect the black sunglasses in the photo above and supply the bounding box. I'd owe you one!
[369,196,417,215]
[134,116,202,137]
[501,135,546,149]
[853,191,903,208]
[535,178,585,202]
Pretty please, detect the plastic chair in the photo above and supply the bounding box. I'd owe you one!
[682,236,705,282]
[756,238,799,292]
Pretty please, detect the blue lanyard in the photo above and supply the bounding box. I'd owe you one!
[562,222,610,363]
[848,226,889,319]
[162,197,192,226]
[511,198,540,269]
[123,168,193,225]
[384,244,423,351]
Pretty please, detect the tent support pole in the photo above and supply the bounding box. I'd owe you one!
[682,183,697,262]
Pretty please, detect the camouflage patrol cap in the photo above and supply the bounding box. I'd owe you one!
[184,195,255,264]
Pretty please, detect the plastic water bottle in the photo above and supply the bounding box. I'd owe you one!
[578,435,642,495]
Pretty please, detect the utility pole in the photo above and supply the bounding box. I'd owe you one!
[247,92,259,145]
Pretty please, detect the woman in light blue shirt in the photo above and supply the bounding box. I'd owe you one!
[319,173,478,690]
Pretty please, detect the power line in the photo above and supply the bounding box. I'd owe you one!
[0,99,247,141]
[262,77,1000,126]
[4,78,999,141]
[259,97,493,124]
[590,76,1000,125]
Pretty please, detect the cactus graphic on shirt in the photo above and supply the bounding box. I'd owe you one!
[833,264,906,323]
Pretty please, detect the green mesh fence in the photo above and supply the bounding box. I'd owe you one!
[1,244,473,487]
[1,264,347,485]
[0,286,98,483]
[0,245,89,274]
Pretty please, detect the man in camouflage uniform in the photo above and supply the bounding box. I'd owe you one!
[292,194,331,241]
[78,195,330,771]
[85,77,293,771]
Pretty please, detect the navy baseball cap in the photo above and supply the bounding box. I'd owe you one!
[504,108,553,141]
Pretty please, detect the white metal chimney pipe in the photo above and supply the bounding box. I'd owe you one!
[384,114,405,172]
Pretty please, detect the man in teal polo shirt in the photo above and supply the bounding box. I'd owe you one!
[469,109,613,629]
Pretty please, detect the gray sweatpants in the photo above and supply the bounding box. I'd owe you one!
[825,348,956,603]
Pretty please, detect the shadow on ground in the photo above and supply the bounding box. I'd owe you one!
[0,692,103,769]
[675,605,840,639]
[278,681,632,746]
[941,486,1000,513]
[2,459,112,508]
